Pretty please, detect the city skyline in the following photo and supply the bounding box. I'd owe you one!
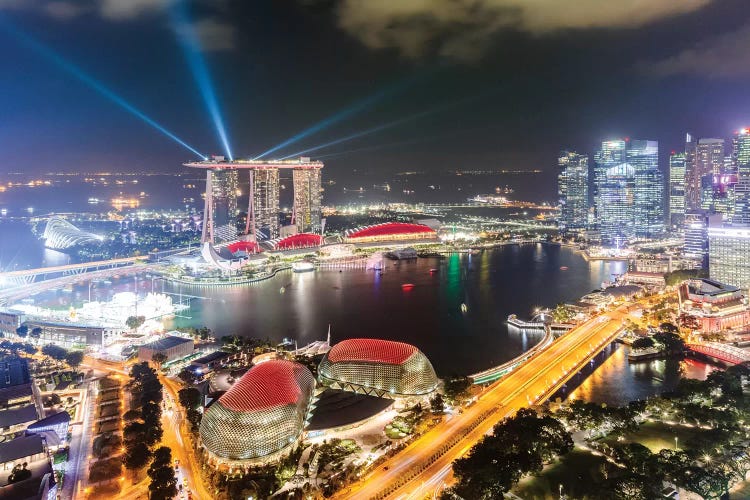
[0,1,748,183]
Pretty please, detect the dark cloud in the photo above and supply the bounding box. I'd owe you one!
[332,0,714,61]
[642,22,750,78]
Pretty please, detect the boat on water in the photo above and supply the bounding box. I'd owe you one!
[560,266,569,271]
[292,261,315,273]
[401,283,415,290]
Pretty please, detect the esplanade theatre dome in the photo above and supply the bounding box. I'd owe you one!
[199,359,315,463]
[318,339,438,398]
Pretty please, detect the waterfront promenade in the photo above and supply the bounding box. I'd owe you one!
[333,302,636,500]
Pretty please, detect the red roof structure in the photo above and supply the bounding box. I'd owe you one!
[219,360,308,412]
[345,222,436,240]
[327,338,417,365]
[227,241,260,254]
[271,233,323,251]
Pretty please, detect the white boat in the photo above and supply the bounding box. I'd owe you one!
[292,261,315,273]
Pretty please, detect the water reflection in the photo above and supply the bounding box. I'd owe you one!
[559,344,715,405]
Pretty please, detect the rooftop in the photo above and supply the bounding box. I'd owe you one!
[217,360,312,413]
[327,338,418,365]
[0,434,44,463]
[184,158,323,170]
[0,404,39,429]
[685,278,740,296]
[139,335,193,351]
[191,351,230,366]
[345,222,436,239]
[27,410,70,432]
[0,383,34,406]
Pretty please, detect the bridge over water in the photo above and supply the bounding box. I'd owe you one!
[686,342,750,365]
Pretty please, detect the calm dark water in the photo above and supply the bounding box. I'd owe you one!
[556,343,713,406]
[164,245,627,375]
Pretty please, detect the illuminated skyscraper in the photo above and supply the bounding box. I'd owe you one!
[557,151,589,234]
[686,137,724,211]
[732,128,750,225]
[669,152,686,228]
[594,139,664,246]
[292,166,323,234]
[252,168,280,239]
[202,167,239,243]
[629,140,665,239]
[185,157,323,246]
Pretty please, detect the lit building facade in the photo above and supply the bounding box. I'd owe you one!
[184,157,324,245]
[686,137,725,214]
[253,168,280,239]
[629,140,665,239]
[678,279,750,334]
[684,212,721,266]
[318,339,438,398]
[708,225,750,289]
[343,222,437,244]
[557,151,589,234]
[292,167,323,234]
[732,128,750,225]
[669,152,686,228]
[199,360,316,466]
[594,139,664,246]
[204,168,239,244]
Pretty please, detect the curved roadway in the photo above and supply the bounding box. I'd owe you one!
[334,302,637,500]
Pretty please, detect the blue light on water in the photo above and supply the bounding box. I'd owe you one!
[171,2,233,160]
[0,17,206,159]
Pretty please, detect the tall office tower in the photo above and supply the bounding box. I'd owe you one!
[557,151,589,234]
[669,152,686,228]
[732,128,750,225]
[253,168,280,239]
[708,224,750,289]
[593,140,627,236]
[595,143,635,247]
[684,134,699,210]
[629,140,665,239]
[202,168,239,243]
[686,137,724,211]
[685,212,721,268]
[292,167,323,234]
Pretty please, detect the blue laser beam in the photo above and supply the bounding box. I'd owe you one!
[0,16,206,160]
[313,137,443,159]
[171,1,233,160]
[254,75,423,160]
[279,90,501,160]
[279,107,440,160]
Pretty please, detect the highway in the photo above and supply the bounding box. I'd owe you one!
[160,375,213,500]
[334,304,633,500]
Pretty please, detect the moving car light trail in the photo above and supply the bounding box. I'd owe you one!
[0,16,206,159]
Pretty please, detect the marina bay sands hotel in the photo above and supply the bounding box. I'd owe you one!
[184,156,323,244]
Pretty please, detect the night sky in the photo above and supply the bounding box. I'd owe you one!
[1,0,749,184]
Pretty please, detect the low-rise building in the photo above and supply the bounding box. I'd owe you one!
[0,404,41,437]
[678,278,750,334]
[137,335,194,363]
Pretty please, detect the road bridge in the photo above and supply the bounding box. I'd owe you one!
[333,303,634,500]
[0,257,142,287]
[686,342,750,365]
